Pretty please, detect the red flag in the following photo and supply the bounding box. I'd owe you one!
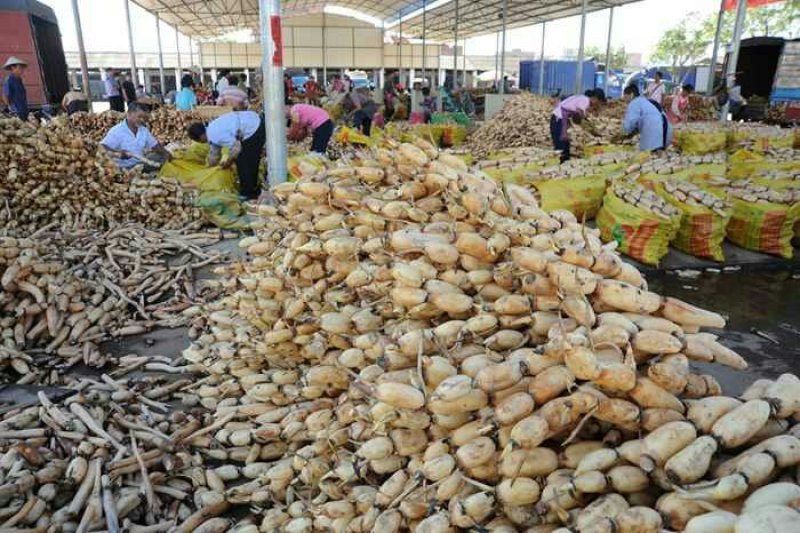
[723,0,782,10]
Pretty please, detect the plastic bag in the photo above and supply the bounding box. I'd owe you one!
[335,126,373,146]
[194,192,254,229]
[654,183,731,262]
[436,124,468,147]
[596,189,681,265]
[534,176,608,220]
[725,198,800,259]
[159,142,237,194]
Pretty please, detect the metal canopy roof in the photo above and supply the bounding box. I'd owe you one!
[132,0,637,40]
[396,0,637,41]
[132,1,425,38]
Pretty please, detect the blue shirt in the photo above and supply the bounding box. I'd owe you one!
[623,96,673,152]
[3,75,28,119]
[175,87,197,111]
[101,119,159,169]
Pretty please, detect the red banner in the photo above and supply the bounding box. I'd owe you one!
[722,0,782,10]
[271,15,283,67]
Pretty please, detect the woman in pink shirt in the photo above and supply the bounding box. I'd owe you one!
[549,88,606,162]
[288,103,333,153]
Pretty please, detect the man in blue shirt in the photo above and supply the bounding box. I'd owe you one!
[2,57,29,120]
[622,84,672,152]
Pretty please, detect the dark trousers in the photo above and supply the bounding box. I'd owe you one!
[66,101,89,115]
[550,114,570,162]
[238,116,266,200]
[353,110,372,136]
[311,120,334,154]
[108,95,124,112]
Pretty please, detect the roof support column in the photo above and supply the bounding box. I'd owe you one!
[322,12,327,87]
[538,23,546,95]
[398,11,403,87]
[462,39,467,87]
[155,13,165,96]
[499,0,507,94]
[422,0,427,85]
[175,27,182,77]
[723,0,747,121]
[123,0,137,82]
[603,7,615,97]
[189,37,194,68]
[453,0,458,88]
[494,32,499,90]
[259,0,287,186]
[707,0,725,94]
[575,0,588,94]
[70,0,91,101]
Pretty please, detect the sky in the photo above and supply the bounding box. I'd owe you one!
[41,0,723,61]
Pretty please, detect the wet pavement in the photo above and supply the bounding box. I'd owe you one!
[648,267,800,395]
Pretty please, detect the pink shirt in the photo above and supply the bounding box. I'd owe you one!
[291,104,330,129]
[552,95,590,120]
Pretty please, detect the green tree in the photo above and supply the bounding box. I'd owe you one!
[651,16,710,79]
[584,45,628,70]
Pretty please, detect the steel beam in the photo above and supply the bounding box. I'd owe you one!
[123,0,138,82]
[723,0,747,121]
[603,7,614,97]
[499,0,507,94]
[422,0,427,84]
[70,0,91,100]
[708,0,725,94]
[453,0,458,88]
[322,12,327,86]
[538,23,545,95]
[155,12,166,95]
[175,27,182,78]
[259,0,287,186]
[576,0,588,94]
[399,10,403,87]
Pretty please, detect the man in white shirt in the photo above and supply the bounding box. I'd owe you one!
[104,68,124,112]
[215,71,230,95]
[645,71,665,105]
[187,109,265,199]
[101,102,171,169]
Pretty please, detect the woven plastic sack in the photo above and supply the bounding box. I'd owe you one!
[653,183,731,261]
[676,130,727,155]
[194,192,254,230]
[160,142,237,194]
[335,126,373,146]
[534,176,608,220]
[583,144,634,157]
[288,154,326,182]
[724,198,800,259]
[437,124,468,147]
[597,189,681,265]
[483,164,549,184]
[727,128,795,153]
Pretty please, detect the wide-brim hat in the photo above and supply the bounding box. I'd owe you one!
[3,56,27,70]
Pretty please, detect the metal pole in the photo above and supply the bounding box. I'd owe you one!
[576,0,588,94]
[259,0,287,186]
[155,13,165,95]
[707,0,726,94]
[175,27,182,78]
[322,13,327,87]
[70,0,91,100]
[603,7,615,97]
[453,0,458,87]
[189,37,194,68]
[398,11,403,87]
[723,0,747,121]
[123,0,137,81]
[499,0,507,94]
[461,39,467,87]
[538,23,546,95]
[422,0,427,85]
[494,32,499,90]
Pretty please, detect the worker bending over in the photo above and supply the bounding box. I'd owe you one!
[101,102,171,168]
[549,88,606,162]
[621,84,672,152]
[187,109,266,200]
[288,104,333,154]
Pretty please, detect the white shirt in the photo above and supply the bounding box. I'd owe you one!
[101,119,158,168]
[646,81,665,105]
[104,78,120,98]
[206,111,261,148]
[216,77,230,93]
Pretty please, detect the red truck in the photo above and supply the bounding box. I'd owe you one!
[1,0,69,110]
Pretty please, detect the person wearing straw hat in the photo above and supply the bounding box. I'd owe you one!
[2,56,29,119]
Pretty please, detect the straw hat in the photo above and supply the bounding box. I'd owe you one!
[3,57,27,70]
